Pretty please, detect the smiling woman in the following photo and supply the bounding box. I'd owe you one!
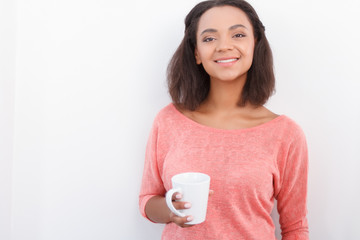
[167,0,274,112]
[139,1,309,239]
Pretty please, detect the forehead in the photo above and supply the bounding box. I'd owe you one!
[197,5,253,33]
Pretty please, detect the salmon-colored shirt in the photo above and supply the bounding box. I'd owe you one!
[139,104,309,240]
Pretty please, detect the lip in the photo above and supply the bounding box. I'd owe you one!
[214,57,239,66]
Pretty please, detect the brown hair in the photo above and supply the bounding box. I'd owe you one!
[167,0,275,111]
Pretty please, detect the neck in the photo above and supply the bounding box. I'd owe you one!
[201,77,247,113]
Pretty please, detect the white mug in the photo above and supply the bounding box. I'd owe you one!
[165,172,210,225]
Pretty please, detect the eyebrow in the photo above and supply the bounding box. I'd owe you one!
[200,24,248,36]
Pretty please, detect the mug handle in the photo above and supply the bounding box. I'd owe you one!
[165,188,186,217]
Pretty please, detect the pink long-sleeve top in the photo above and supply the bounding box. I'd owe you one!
[139,104,309,240]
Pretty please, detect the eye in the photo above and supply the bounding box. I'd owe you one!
[233,33,246,38]
[203,37,216,42]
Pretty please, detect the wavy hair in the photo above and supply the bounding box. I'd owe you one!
[167,0,275,111]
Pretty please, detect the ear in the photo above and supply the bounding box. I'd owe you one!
[195,47,202,65]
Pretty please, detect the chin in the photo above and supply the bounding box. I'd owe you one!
[214,74,246,82]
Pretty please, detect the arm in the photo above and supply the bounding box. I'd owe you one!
[139,117,192,227]
[145,196,171,223]
[145,194,194,227]
[276,131,309,240]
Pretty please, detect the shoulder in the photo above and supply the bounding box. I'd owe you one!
[275,115,307,144]
[258,106,305,141]
[273,116,308,170]
[153,103,177,122]
[152,103,184,130]
[281,116,305,135]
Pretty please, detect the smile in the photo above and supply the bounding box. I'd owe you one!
[215,58,239,63]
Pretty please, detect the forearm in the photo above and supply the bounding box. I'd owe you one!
[145,195,171,223]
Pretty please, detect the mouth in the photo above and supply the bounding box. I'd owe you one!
[214,58,239,63]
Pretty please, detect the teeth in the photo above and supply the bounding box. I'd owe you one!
[216,58,238,63]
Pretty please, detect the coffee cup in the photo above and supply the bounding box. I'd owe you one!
[165,172,210,225]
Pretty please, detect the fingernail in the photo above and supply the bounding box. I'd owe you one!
[184,203,191,209]
[175,193,182,199]
[186,216,193,222]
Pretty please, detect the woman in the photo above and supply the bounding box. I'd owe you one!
[139,0,309,239]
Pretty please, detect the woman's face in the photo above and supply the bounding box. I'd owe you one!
[195,6,255,83]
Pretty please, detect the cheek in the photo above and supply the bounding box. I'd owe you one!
[247,47,255,61]
[196,46,213,64]
[242,41,255,56]
[197,47,209,58]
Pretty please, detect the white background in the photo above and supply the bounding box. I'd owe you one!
[1,0,360,239]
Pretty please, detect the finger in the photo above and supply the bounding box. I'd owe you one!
[171,192,182,201]
[209,189,214,196]
[170,213,194,228]
[172,201,191,210]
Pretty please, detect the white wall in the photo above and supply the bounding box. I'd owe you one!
[2,0,360,239]
[0,0,16,239]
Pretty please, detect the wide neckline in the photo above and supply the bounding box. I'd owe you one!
[170,103,286,133]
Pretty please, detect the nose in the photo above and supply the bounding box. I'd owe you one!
[216,37,234,52]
